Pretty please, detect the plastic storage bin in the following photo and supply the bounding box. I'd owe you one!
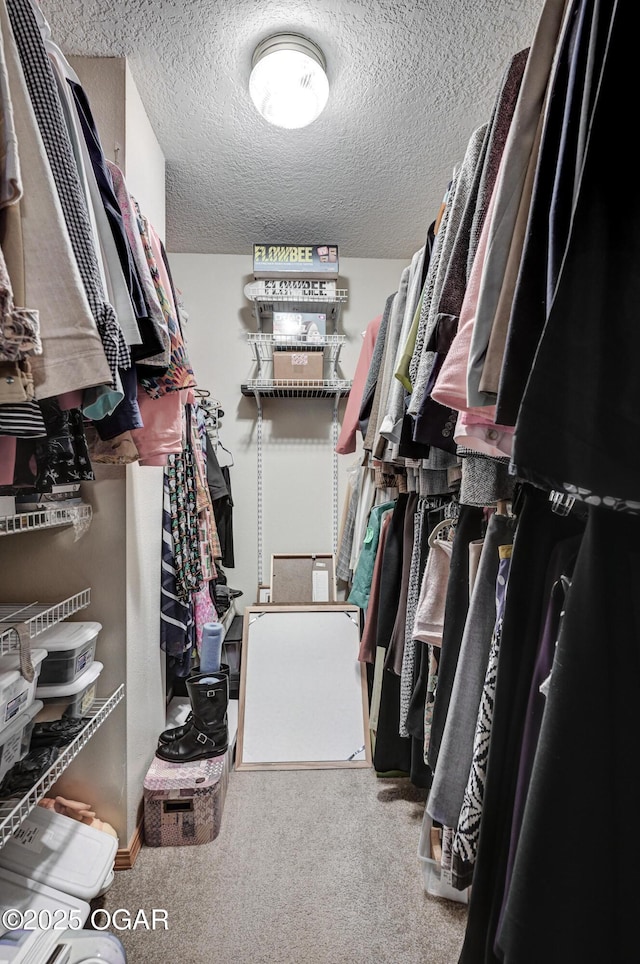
[417,810,469,904]
[35,660,103,720]
[0,649,47,734]
[0,806,118,901]
[0,930,126,964]
[0,700,42,783]
[35,621,100,686]
[0,865,90,927]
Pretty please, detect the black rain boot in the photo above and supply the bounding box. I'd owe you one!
[155,671,229,762]
[158,664,229,745]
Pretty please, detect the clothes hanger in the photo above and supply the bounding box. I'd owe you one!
[428,516,456,548]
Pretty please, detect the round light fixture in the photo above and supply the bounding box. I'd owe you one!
[249,33,329,130]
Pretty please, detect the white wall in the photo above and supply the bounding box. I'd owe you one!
[124,62,166,242]
[168,254,409,604]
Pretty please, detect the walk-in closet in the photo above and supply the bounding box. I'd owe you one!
[0,1,633,962]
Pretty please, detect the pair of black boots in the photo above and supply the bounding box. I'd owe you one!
[156,666,229,763]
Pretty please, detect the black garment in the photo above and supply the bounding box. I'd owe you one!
[372,493,411,775]
[212,468,234,569]
[495,533,582,952]
[375,494,409,652]
[496,0,590,425]
[385,492,419,675]
[0,747,59,798]
[497,506,639,964]
[206,435,235,568]
[427,504,484,772]
[13,400,94,490]
[68,78,163,368]
[457,486,586,964]
[30,717,91,749]
[510,3,640,507]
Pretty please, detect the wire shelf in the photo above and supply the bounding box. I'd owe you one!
[0,504,92,537]
[252,291,348,327]
[247,332,346,366]
[0,590,92,656]
[0,686,124,848]
[241,379,352,399]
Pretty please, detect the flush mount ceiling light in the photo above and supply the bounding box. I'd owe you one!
[249,33,329,130]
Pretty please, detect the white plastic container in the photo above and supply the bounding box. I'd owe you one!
[0,699,42,783]
[35,661,103,719]
[0,930,126,964]
[0,649,47,734]
[64,931,127,963]
[0,865,90,926]
[36,621,101,686]
[0,805,118,901]
[417,810,469,905]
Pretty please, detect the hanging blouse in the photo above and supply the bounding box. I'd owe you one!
[136,203,196,398]
[107,161,170,372]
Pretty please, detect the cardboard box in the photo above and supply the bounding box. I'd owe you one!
[273,312,326,342]
[253,244,339,279]
[273,349,324,381]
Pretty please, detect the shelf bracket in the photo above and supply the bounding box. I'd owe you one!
[332,396,340,556]
[253,389,264,586]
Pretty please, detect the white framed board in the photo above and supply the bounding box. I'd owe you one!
[236,605,371,770]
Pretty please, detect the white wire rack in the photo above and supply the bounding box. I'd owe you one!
[247,331,346,363]
[0,685,124,848]
[0,590,92,657]
[241,378,352,399]
[0,504,92,537]
[251,291,348,327]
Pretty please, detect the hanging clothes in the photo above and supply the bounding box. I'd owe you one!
[452,544,512,890]
[495,506,637,964]
[7,0,130,407]
[457,486,585,964]
[335,313,381,455]
[0,0,111,402]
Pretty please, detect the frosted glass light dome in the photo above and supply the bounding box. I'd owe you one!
[249,34,329,130]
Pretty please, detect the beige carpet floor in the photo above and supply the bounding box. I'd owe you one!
[94,768,467,963]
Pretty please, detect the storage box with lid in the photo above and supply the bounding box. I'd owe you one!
[0,648,47,735]
[0,805,118,902]
[143,749,230,847]
[0,865,90,928]
[35,660,103,720]
[0,699,42,783]
[35,621,100,686]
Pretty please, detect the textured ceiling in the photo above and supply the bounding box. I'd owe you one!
[39,0,544,259]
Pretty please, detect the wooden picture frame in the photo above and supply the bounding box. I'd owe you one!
[269,553,336,604]
[236,605,370,771]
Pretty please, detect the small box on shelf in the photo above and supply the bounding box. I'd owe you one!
[272,350,324,381]
[273,311,326,342]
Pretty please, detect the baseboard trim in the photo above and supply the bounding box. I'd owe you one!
[115,815,144,871]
